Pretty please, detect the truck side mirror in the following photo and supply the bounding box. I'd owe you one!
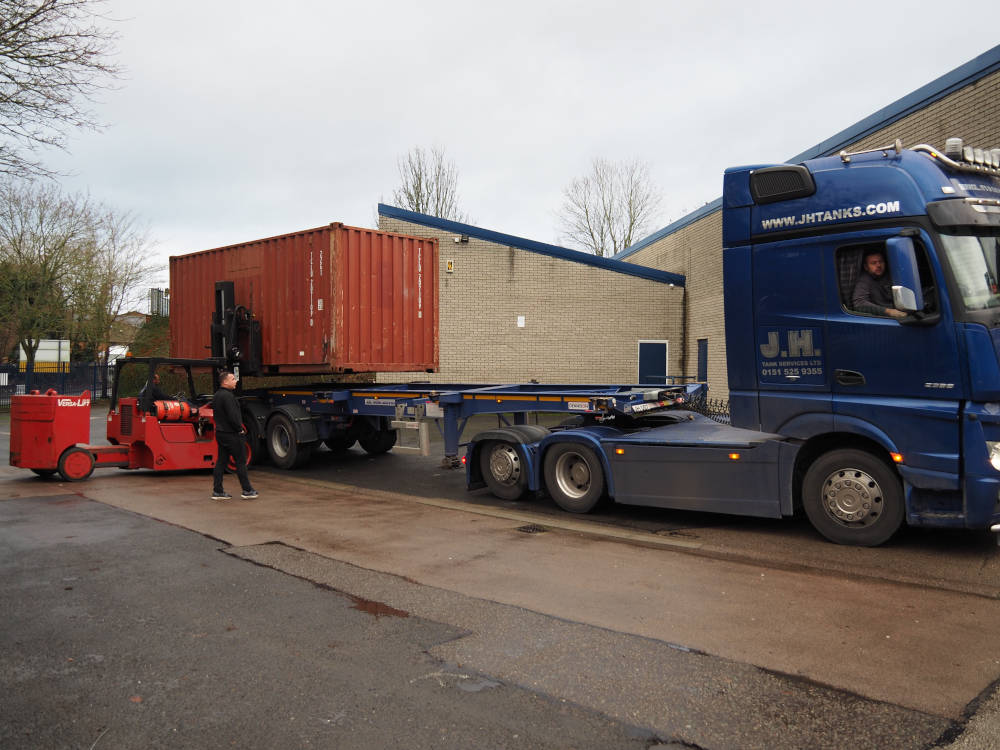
[886,236,924,313]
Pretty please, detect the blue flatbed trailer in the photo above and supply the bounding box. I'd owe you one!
[238,380,707,469]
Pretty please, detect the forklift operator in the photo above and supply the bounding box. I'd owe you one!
[139,373,170,404]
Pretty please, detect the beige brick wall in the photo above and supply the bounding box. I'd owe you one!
[843,68,1000,154]
[623,67,1000,401]
[378,216,684,385]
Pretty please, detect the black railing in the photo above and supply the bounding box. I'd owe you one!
[0,362,114,409]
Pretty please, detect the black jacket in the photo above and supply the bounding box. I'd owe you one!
[852,272,895,316]
[212,387,243,434]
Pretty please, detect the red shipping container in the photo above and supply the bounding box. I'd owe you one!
[169,223,439,374]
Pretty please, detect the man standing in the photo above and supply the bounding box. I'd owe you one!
[851,250,908,319]
[211,371,258,501]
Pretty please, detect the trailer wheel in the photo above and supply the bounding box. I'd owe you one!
[802,449,904,546]
[359,429,397,455]
[58,447,95,482]
[543,443,605,513]
[480,440,528,500]
[324,435,357,454]
[267,413,313,469]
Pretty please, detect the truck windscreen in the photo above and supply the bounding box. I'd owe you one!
[939,234,1000,311]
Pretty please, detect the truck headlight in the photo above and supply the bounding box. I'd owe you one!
[988,442,1000,471]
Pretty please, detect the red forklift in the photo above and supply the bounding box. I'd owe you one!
[9,357,251,482]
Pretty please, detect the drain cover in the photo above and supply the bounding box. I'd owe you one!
[516,524,548,534]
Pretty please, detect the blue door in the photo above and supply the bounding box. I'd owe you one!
[638,341,668,384]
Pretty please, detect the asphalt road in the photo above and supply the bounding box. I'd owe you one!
[1,495,657,750]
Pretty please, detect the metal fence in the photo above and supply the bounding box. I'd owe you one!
[0,362,114,409]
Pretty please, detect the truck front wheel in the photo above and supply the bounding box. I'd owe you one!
[543,443,605,513]
[802,449,904,546]
[480,440,528,501]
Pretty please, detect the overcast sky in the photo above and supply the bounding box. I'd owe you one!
[39,1,1000,290]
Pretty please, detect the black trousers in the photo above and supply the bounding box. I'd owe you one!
[213,432,253,493]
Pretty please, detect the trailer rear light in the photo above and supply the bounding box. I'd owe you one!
[890,452,904,464]
[728,453,740,460]
[461,455,467,466]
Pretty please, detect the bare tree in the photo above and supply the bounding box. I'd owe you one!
[391,146,470,222]
[557,158,662,257]
[67,207,159,362]
[0,180,91,366]
[0,180,159,368]
[0,0,120,178]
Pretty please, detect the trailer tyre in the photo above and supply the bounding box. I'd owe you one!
[359,429,397,455]
[544,442,605,513]
[324,435,357,454]
[480,440,528,501]
[267,413,313,469]
[58,447,95,482]
[802,449,904,546]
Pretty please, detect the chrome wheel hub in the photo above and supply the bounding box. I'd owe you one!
[821,467,883,527]
[489,445,520,484]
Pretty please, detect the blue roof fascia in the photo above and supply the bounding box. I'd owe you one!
[378,203,685,286]
[614,198,723,262]
[790,44,1000,163]
[616,43,1000,262]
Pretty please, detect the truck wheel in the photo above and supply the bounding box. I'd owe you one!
[58,447,95,482]
[243,415,266,465]
[324,435,357,454]
[359,429,397,455]
[543,443,605,513]
[267,413,313,469]
[802,449,904,546]
[480,440,528,501]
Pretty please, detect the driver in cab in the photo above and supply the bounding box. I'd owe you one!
[852,250,908,319]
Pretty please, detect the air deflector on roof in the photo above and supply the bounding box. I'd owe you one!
[749,165,816,205]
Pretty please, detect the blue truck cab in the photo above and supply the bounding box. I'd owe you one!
[723,138,1000,544]
[468,139,1000,546]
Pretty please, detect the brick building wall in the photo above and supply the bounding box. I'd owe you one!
[623,62,1000,400]
[378,215,684,385]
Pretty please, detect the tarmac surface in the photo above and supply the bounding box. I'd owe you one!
[2,406,1000,748]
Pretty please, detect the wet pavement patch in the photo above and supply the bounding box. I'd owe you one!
[347,594,409,618]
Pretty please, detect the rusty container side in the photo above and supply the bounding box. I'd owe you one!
[169,224,438,374]
[332,225,439,372]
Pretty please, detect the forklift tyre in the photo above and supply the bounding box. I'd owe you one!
[58,447,95,482]
[801,448,904,546]
[267,413,313,469]
[543,442,605,513]
[225,430,253,472]
[479,440,528,501]
[358,429,397,456]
